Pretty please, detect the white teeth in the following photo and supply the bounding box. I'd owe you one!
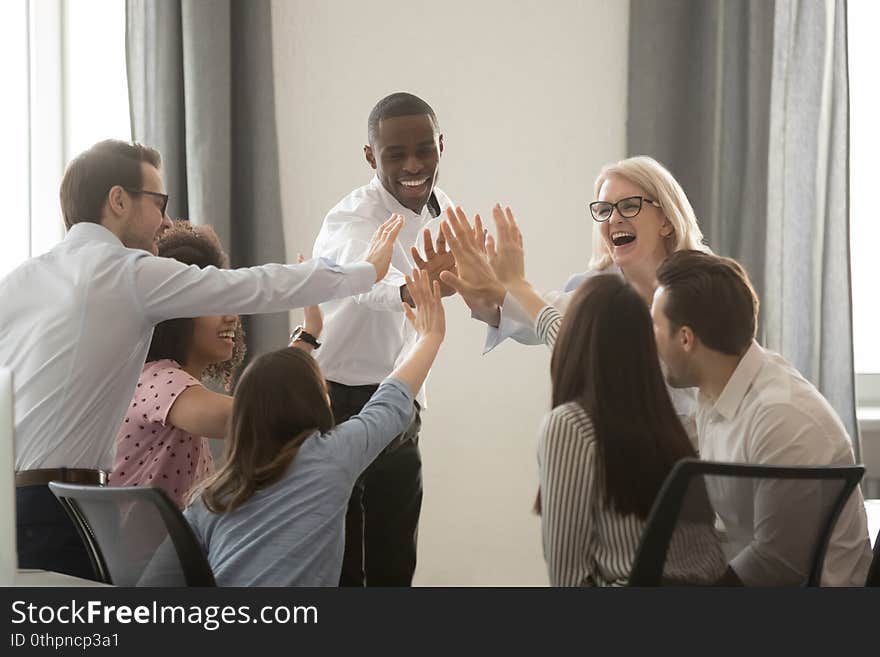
[400,178,428,187]
[218,330,235,339]
[611,231,635,239]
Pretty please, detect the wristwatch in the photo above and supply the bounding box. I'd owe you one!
[289,325,321,350]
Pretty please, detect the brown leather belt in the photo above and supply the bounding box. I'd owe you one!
[15,468,108,488]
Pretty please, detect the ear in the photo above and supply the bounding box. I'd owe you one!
[106,185,128,219]
[679,325,696,352]
[660,217,674,238]
[364,145,377,170]
[438,133,444,156]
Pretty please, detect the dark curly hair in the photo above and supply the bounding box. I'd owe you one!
[147,220,246,389]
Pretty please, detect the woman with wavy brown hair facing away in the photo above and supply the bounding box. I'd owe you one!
[183,268,445,586]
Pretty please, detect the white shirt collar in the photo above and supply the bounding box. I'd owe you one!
[65,222,124,247]
[700,341,764,421]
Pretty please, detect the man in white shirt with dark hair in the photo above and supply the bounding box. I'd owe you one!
[651,249,872,586]
[313,92,455,586]
[0,139,402,579]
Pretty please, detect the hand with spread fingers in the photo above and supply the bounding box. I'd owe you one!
[364,214,405,282]
[410,227,457,298]
[437,207,507,323]
[402,268,446,341]
[486,204,526,288]
[485,204,548,323]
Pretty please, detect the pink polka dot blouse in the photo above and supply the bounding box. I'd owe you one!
[110,359,215,509]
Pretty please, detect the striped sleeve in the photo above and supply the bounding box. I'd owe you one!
[535,305,563,350]
[538,405,598,586]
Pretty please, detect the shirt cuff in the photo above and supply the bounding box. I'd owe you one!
[337,260,376,295]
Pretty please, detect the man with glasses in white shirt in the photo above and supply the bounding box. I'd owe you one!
[313,93,456,586]
[651,250,873,585]
[0,139,402,580]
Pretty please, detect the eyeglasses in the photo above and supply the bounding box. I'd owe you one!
[589,196,660,223]
[123,187,169,217]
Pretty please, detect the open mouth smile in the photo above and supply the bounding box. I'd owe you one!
[611,231,636,247]
[399,177,430,195]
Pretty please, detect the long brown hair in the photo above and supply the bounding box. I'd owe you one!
[549,274,696,518]
[194,348,334,513]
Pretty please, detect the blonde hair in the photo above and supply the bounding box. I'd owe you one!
[588,156,707,271]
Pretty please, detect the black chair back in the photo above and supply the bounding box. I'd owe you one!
[866,527,880,586]
[628,459,865,586]
[49,483,215,586]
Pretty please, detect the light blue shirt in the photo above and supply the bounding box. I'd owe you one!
[184,377,414,587]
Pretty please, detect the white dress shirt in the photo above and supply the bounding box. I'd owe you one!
[0,222,375,471]
[697,341,873,586]
[312,176,454,407]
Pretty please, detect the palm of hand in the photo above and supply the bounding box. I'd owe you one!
[420,251,457,296]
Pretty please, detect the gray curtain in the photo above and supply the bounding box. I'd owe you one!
[628,0,858,455]
[126,0,288,361]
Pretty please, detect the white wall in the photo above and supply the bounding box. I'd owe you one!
[271,0,629,585]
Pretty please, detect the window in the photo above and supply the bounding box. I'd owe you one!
[0,0,131,280]
[848,1,880,404]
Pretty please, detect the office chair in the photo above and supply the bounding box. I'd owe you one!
[628,459,865,587]
[866,527,880,586]
[49,482,215,586]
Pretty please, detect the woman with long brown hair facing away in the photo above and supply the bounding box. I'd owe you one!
[443,208,725,586]
[183,268,445,586]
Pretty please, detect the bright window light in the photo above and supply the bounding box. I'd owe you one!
[0,0,130,281]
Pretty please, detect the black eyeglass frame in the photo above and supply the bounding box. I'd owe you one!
[123,187,169,218]
[589,195,660,223]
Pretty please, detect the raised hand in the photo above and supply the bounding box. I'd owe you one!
[391,267,445,397]
[410,227,457,297]
[486,204,526,288]
[403,268,445,341]
[364,214,405,282]
[437,207,507,316]
[485,204,547,324]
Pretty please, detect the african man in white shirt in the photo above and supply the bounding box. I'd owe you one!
[313,93,456,586]
[651,250,872,585]
[0,139,402,580]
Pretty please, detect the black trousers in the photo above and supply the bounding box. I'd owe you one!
[16,484,97,580]
[328,380,423,587]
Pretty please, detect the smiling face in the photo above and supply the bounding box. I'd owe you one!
[118,163,173,255]
[188,314,239,367]
[365,114,443,213]
[597,174,673,272]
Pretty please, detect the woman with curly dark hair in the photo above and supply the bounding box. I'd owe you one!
[109,221,322,508]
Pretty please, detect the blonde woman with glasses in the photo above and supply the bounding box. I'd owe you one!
[434,156,709,436]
